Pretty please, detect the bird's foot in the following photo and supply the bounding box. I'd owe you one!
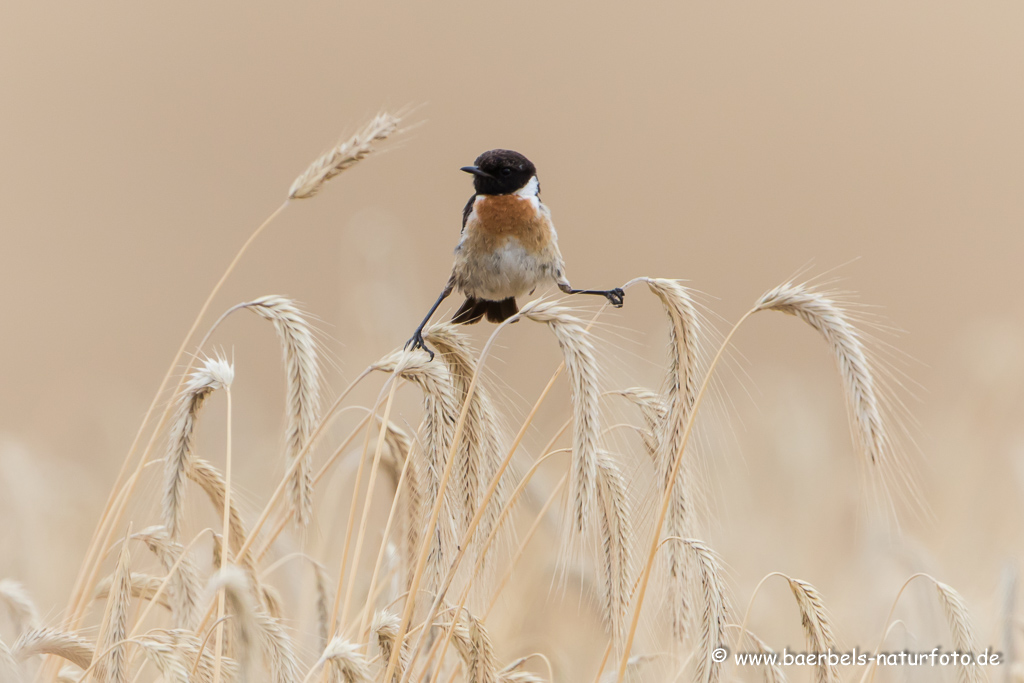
[604,288,625,307]
[405,329,435,361]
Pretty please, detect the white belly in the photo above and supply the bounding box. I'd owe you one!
[454,238,553,300]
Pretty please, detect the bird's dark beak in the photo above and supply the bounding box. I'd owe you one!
[461,165,495,180]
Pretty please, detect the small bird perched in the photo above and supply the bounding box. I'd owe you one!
[407,149,624,355]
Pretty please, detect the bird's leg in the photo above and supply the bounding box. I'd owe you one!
[557,281,625,307]
[406,277,455,360]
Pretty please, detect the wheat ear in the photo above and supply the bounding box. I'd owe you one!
[94,538,132,683]
[132,635,192,683]
[372,349,460,592]
[93,573,170,611]
[372,611,409,683]
[288,113,401,199]
[611,388,666,462]
[163,357,234,540]
[668,539,727,683]
[520,301,602,534]
[646,278,703,641]
[934,581,983,683]
[316,637,371,683]
[209,566,303,683]
[426,323,510,562]
[755,282,888,467]
[787,578,839,683]
[134,526,202,630]
[378,418,422,588]
[448,608,498,683]
[13,629,95,669]
[595,454,632,648]
[0,580,39,639]
[246,296,320,527]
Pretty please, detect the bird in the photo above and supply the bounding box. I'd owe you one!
[406,148,624,356]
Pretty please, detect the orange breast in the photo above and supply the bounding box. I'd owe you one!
[469,195,551,253]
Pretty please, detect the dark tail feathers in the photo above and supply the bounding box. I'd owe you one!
[452,297,519,325]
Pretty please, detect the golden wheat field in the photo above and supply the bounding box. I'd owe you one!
[1,3,1023,683]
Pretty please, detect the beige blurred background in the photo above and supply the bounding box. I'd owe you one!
[1,0,1022,675]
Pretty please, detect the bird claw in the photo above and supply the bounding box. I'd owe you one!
[605,288,625,308]
[405,330,435,361]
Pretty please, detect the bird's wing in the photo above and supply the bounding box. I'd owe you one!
[461,194,476,233]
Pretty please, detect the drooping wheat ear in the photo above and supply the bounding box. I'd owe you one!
[315,637,371,683]
[378,419,422,588]
[372,611,408,683]
[95,539,132,683]
[209,566,301,683]
[188,460,258,573]
[372,348,460,593]
[133,634,192,683]
[93,572,170,610]
[13,628,95,669]
[520,301,601,534]
[245,296,320,527]
[611,388,666,462]
[934,581,983,683]
[787,578,839,683]
[288,112,402,199]
[426,323,510,561]
[163,356,234,540]
[134,526,202,630]
[497,658,546,683]
[261,584,285,621]
[646,278,703,641]
[736,630,786,683]
[310,560,332,654]
[594,453,632,648]
[0,580,39,638]
[448,608,497,683]
[754,282,888,467]
[155,629,237,683]
[665,539,727,683]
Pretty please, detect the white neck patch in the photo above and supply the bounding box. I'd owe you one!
[514,175,540,198]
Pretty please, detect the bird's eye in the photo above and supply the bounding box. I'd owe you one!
[501,167,513,177]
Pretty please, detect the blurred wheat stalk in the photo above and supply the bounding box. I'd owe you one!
[0,112,988,683]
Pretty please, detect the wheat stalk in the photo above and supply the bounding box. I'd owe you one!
[288,113,401,199]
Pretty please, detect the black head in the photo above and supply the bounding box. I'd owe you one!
[461,149,538,195]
